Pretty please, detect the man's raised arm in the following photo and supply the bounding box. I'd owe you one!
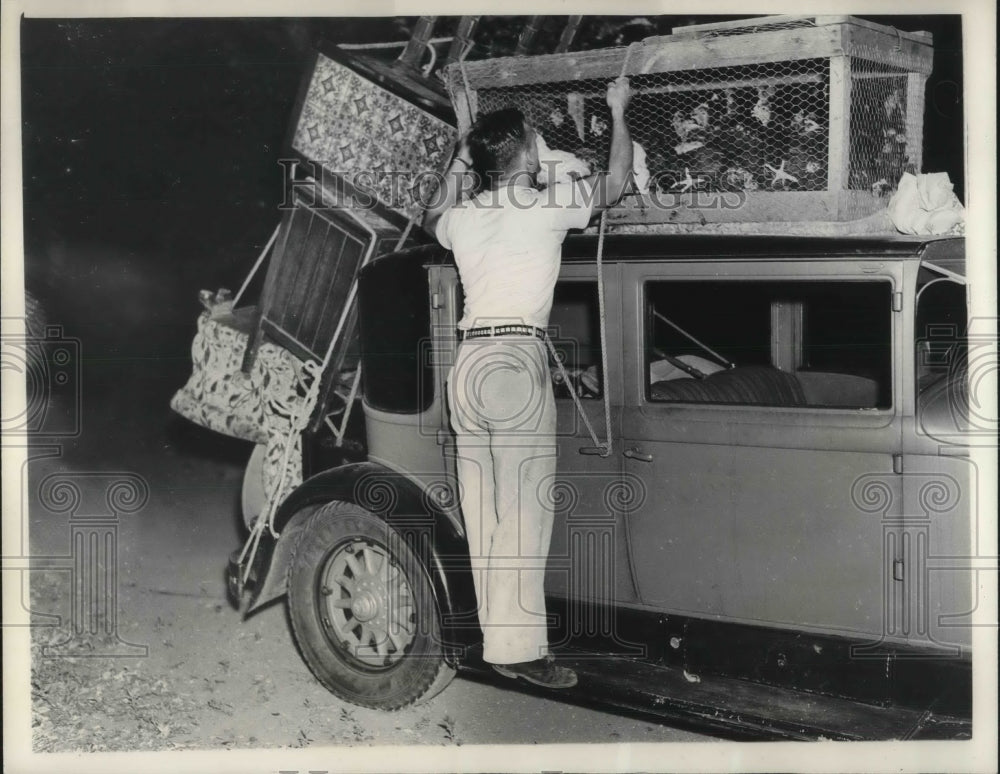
[423,135,473,240]
[585,76,634,215]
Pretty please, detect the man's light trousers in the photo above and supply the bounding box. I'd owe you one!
[447,337,557,665]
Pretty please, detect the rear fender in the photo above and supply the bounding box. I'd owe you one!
[244,462,480,653]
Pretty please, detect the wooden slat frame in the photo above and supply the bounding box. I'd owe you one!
[443,15,934,225]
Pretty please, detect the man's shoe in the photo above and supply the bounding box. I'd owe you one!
[492,658,578,688]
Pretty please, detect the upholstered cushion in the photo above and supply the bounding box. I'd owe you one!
[650,366,807,406]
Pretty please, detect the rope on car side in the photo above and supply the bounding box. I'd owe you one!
[543,44,638,458]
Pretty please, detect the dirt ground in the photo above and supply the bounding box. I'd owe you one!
[19,268,714,753]
[25,452,712,752]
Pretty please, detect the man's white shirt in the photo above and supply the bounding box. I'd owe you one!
[435,180,595,330]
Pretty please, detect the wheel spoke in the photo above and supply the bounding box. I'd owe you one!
[386,627,406,653]
[330,597,352,609]
[344,553,363,578]
[334,575,354,594]
[363,546,376,575]
[337,619,357,640]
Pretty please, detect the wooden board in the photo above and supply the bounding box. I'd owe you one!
[605,190,888,225]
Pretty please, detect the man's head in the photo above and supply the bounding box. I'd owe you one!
[467,107,539,187]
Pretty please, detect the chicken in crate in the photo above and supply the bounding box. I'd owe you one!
[445,15,933,228]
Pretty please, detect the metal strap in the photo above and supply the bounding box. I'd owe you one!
[233,223,280,307]
[594,210,613,456]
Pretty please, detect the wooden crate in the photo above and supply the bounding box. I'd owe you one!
[444,15,934,225]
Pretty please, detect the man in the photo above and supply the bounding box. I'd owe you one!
[423,77,633,688]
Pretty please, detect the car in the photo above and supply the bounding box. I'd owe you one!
[225,230,973,740]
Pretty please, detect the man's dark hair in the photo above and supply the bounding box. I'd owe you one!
[467,107,529,184]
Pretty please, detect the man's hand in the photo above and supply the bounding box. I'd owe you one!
[454,133,473,168]
[606,76,633,117]
[579,76,634,216]
[423,131,474,239]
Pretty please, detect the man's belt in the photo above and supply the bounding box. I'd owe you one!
[458,324,547,341]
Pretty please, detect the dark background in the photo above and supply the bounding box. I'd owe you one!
[21,15,965,289]
[17,15,964,463]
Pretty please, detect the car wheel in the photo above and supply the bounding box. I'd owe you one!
[287,501,456,710]
[241,443,266,531]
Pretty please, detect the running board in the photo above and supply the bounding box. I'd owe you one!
[458,650,971,741]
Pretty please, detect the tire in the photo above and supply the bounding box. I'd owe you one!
[241,443,266,531]
[287,501,456,710]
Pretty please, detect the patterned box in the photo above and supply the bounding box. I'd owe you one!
[290,49,457,226]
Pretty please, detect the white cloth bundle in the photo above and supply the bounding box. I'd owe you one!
[535,134,591,186]
[535,134,651,195]
[887,172,965,235]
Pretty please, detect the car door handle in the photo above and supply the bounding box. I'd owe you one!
[623,447,653,462]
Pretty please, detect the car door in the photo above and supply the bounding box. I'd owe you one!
[433,261,638,642]
[620,258,906,641]
[542,265,639,631]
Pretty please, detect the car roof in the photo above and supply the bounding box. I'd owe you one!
[564,233,962,261]
[362,234,965,276]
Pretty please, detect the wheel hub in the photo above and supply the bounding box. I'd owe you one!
[350,588,381,622]
[318,538,417,668]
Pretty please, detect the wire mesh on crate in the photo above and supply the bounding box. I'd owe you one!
[700,19,818,38]
[476,58,835,195]
[847,53,923,196]
[446,16,934,228]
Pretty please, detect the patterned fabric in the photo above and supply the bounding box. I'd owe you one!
[292,53,457,222]
[170,312,304,508]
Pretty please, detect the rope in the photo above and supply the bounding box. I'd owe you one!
[420,39,439,77]
[560,42,640,457]
[594,211,613,456]
[591,43,642,454]
[394,214,417,252]
[339,37,453,51]
[233,224,280,306]
[544,210,613,456]
[544,335,602,447]
[457,40,476,128]
[543,44,639,458]
[620,41,638,76]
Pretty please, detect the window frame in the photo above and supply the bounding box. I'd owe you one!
[357,252,435,415]
[548,277,607,401]
[553,262,625,411]
[623,259,903,430]
[913,273,968,396]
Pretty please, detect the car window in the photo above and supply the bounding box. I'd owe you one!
[358,254,433,414]
[644,280,893,409]
[915,275,967,392]
[549,281,603,400]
